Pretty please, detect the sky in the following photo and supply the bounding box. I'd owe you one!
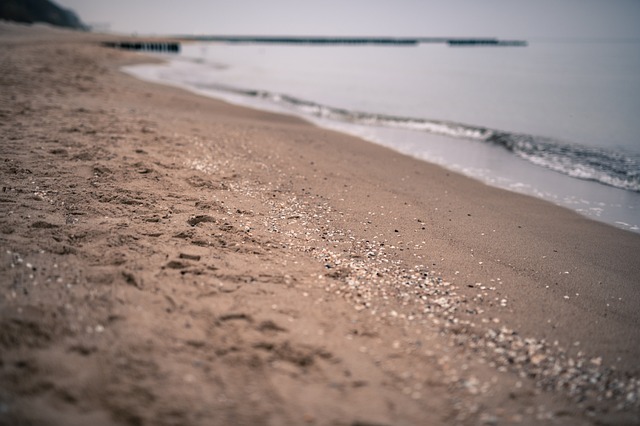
[56,0,640,40]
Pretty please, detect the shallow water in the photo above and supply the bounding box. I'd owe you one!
[123,40,640,232]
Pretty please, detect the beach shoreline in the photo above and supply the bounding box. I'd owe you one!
[123,43,640,235]
[1,23,639,425]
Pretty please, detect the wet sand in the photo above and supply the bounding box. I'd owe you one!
[1,23,639,425]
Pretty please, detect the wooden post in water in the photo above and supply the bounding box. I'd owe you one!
[101,41,181,53]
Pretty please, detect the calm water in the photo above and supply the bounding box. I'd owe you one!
[124,40,640,232]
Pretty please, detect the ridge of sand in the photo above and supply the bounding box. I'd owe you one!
[1,22,639,425]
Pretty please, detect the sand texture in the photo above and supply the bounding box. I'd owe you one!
[1,23,640,425]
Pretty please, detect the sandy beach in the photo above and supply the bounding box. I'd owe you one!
[1,23,640,425]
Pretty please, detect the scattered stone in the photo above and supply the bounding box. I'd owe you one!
[187,215,216,226]
[31,221,59,229]
[179,253,201,261]
[166,260,189,269]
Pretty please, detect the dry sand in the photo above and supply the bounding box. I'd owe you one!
[1,22,639,425]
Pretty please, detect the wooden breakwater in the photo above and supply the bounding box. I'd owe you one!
[178,36,419,45]
[446,38,527,47]
[176,35,527,47]
[100,37,526,50]
[102,41,180,53]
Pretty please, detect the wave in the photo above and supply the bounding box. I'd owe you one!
[194,82,640,193]
[484,133,640,192]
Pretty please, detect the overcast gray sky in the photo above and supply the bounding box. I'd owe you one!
[56,0,640,40]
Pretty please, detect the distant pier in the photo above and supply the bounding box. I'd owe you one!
[178,36,419,45]
[99,37,527,52]
[101,41,180,53]
[176,35,527,47]
[446,38,527,47]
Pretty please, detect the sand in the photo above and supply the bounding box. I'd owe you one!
[1,22,639,425]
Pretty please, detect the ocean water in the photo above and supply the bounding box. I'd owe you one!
[123,40,640,233]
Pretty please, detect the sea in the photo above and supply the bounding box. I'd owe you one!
[123,39,640,233]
